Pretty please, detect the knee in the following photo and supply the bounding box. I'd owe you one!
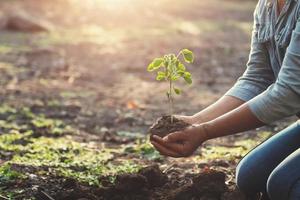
[289,179,300,199]
[267,167,289,200]
[236,158,248,192]
[236,155,259,194]
[267,172,300,200]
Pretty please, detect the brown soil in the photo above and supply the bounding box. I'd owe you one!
[149,116,190,138]
[6,164,246,200]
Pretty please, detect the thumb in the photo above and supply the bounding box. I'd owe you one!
[173,115,184,120]
[164,131,186,142]
[173,115,194,124]
[173,115,189,123]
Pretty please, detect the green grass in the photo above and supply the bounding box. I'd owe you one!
[0,105,73,137]
[197,131,273,162]
[0,130,32,152]
[30,116,73,136]
[0,105,143,187]
[0,164,27,200]
[124,138,163,161]
[0,163,25,181]
[8,137,142,186]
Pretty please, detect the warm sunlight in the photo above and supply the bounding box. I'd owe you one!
[68,0,137,11]
[4,0,288,199]
[102,0,130,5]
[93,0,135,9]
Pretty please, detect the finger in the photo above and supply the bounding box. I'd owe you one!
[164,131,187,143]
[151,135,165,144]
[163,142,185,153]
[152,142,182,158]
[173,115,190,124]
[160,142,193,157]
[152,135,185,154]
[173,115,184,120]
[151,141,182,158]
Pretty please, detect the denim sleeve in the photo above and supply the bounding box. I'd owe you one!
[248,19,300,124]
[225,3,275,102]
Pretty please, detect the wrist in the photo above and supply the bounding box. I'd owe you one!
[191,114,204,124]
[197,122,212,141]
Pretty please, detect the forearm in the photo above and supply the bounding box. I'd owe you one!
[202,103,264,140]
[192,95,245,123]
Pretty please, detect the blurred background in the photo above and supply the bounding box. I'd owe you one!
[0,0,256,123]
[3,1,288,199]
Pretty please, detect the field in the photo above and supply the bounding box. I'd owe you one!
[0,0,295,199]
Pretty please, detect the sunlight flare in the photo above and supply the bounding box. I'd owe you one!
[97,0,133,9]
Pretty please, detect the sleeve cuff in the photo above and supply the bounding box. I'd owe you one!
[248,93,273,124]
[225,81,266,102]
[247,84,300,124]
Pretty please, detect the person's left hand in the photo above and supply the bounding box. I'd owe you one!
[150,125,208,157]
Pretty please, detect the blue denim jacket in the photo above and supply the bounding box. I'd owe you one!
[226,0,300,124]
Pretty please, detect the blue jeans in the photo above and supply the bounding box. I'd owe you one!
[236,121,300,200]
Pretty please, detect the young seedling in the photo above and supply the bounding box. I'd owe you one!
[147,49,194,123]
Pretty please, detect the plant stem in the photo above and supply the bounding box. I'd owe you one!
[169,79,174,123]
[176,51,182,59]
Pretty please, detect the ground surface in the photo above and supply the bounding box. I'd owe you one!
[0,0,297,199]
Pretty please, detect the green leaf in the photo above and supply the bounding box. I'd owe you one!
[177,63,186,71]
[183,71,192,84]
[157,71,166,76]
[163,61,169,67]
[147,63,154,71]
[181,49,194,63]
[153,58,164,67]
[177,70,185,76]
[174,88,181,95]
[184,71,191,77]
[147,58,164,71]
[171,75,180,81]
[156,75,165,81]
[170,54,175,60]
[156,71,166,81]
[184,76,192,84]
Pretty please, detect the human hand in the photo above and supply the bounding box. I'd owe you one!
[173,115,198,124]
[150,124,209,157]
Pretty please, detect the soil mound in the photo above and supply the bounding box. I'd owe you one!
[149,116,190,138]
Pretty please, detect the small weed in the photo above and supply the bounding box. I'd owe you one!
[0,105,16,116]
[200,145,247,162]
[30,116,72,136]
[124,138,162,161]
[198,131,274,162]
[0,130,31,152]
[0,164,25,182]
[0,164,26,200]
[0,104,73,138]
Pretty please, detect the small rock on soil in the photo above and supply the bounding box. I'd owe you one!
[3,12,51,32]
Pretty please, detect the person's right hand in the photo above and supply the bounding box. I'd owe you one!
[150,124,208,157]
